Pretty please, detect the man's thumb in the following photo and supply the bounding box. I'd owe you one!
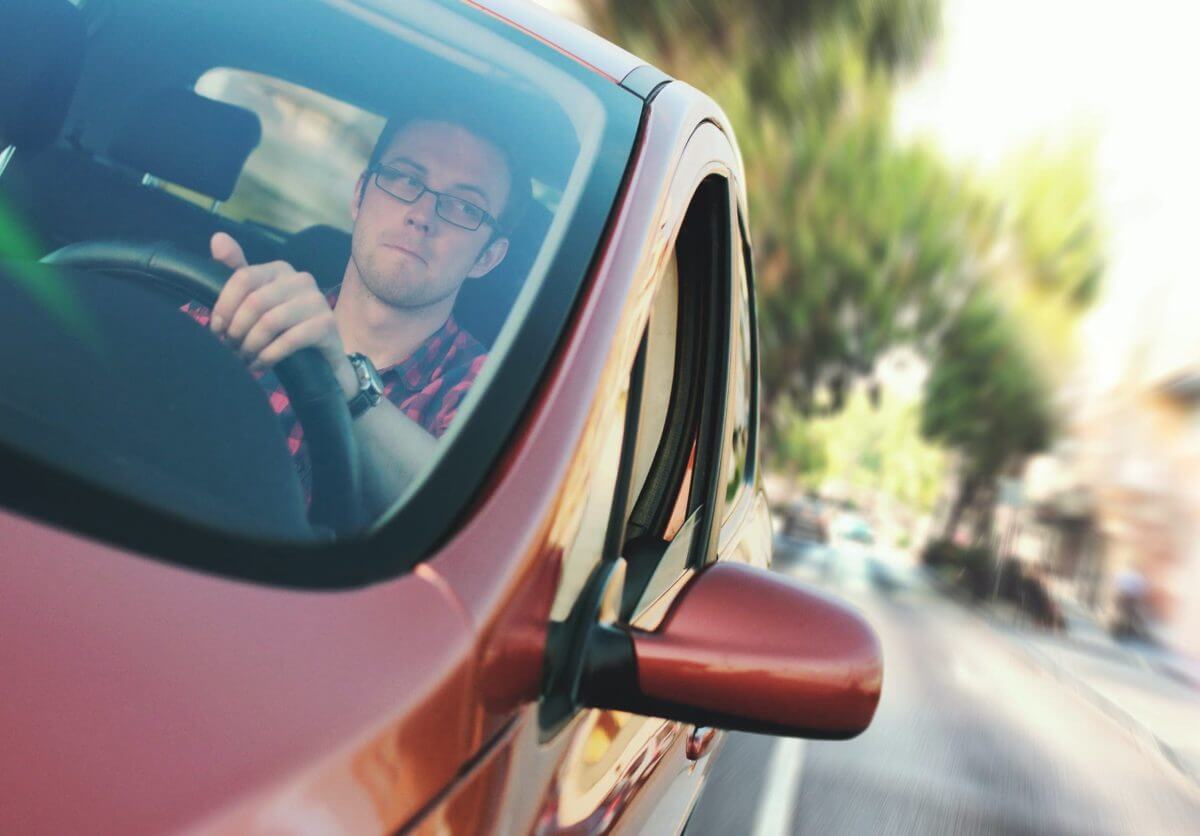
[211,231,249,271]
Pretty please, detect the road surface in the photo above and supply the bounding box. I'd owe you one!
[687,544,1200,835]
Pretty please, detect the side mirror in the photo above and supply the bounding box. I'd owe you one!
[580,562,882,739]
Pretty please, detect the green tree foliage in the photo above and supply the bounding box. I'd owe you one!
[999,142,1104,309]
[984,141,1106,380]
[920,291,1055,537]
[921,294,1054,477]
[779,388,946,509]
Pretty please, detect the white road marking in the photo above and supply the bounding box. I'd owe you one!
[751,738,807,836]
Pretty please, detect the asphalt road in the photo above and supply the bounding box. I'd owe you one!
[686,545,1200,836]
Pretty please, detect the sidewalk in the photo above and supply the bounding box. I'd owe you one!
[978,593,1200,792]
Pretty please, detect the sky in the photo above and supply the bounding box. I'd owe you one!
[893,0,1200,397]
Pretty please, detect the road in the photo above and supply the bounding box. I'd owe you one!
[686,543,1200,835]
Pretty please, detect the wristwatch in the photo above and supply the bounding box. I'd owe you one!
[346,352,385,418]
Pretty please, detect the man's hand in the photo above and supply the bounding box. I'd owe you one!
[209,232,355,395]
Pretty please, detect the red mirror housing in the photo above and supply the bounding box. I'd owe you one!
[581,562,883,739]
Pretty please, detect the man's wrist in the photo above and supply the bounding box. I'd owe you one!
[334,355,360,401]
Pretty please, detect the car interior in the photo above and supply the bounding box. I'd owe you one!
[0,0,578,541]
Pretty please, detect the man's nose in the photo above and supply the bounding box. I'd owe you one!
[403,189,438,234]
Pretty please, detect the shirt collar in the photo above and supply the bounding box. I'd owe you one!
[326,285,464,390]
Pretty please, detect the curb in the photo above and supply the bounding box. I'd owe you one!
[920,570,1200,796]
[1008,630,1200,797]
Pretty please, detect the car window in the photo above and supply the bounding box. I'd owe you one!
[619,176,733,621]
[0,0,641,581]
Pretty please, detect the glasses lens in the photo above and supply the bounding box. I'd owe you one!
[437,195,485,230]
[376,169,423,202]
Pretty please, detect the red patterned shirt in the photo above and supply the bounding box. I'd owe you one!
[183,288,486,499]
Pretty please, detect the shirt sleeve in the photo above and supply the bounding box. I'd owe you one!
[180,300,212,327]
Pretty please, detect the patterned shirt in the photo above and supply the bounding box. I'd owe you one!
[183,287,486,499]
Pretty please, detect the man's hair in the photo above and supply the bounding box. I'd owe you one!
[363,100,532,237]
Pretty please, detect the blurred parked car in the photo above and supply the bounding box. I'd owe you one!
[833,512,876,546]
[0,1,882,833]
[778,498,830,544]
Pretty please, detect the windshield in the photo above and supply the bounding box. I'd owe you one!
[0,0,640,569]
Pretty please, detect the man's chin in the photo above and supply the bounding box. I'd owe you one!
[366,275,456,311]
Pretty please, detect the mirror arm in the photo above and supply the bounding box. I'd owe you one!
[579,624,640,708]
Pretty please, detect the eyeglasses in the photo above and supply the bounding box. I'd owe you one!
[368,164,499,232]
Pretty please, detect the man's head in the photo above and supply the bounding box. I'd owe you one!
[347,110,529,312]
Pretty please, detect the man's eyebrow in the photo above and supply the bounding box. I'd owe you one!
[449,182,491,207]
[385,156,427,174]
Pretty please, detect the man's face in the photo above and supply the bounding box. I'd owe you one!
[349,119,511,309]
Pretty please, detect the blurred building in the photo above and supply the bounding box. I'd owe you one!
[1028,276,1200,657]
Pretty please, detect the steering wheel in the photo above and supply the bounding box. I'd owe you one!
[41,239,362,536]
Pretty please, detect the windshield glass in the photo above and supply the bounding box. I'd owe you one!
[0,0,639,560]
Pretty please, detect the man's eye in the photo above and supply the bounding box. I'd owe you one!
[381,171,420,191]
[450,199,483,221]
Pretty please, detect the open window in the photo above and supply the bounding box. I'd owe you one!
[540,174,734,731]
[618,175,733,621]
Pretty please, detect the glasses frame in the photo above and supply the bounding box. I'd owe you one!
[367,164,501,232]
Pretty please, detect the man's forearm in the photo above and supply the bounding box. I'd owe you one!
[351,401,437,518]
[333,357,436,518]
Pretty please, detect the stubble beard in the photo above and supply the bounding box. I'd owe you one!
[350,242,460,312]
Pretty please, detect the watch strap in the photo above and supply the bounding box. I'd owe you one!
[347,390,376,418]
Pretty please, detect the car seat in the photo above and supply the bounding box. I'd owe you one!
[2,87,279,264]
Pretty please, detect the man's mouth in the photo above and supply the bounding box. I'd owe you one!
[384,242,427,264]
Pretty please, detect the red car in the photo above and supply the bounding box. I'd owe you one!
[0,1,882,832]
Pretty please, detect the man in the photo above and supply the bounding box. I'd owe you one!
[190,111,526,518]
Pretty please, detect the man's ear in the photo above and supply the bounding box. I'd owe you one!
[467,236,510,279]
[350,174,367,221]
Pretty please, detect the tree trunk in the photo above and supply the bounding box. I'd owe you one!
[971,480,998,546]
[942,476,976,541]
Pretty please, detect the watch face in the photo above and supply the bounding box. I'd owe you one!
[351,353,384,401]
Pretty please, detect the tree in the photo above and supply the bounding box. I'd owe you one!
[920,292,1055,540]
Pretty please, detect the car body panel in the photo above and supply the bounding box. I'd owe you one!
[463,0,645,84]
[0,510,476,834]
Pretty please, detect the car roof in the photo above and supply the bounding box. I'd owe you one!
[461,0,650,84]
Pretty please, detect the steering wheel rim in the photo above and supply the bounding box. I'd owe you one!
[41,239,362,536]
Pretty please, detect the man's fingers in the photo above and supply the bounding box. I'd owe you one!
[237,292,331,361]
[210,232,249,272]
[250,315,338,371]
[211,262,292,338]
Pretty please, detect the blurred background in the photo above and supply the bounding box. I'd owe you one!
[541,1,1199,832]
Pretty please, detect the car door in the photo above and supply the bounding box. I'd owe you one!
[535,166,737,835]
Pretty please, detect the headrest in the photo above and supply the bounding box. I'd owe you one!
[0,1,86,150]
[108,89,262,201]
[281,225,351,288]
[454,201,553,346]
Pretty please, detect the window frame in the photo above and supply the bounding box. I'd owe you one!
[718,205,760,524]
